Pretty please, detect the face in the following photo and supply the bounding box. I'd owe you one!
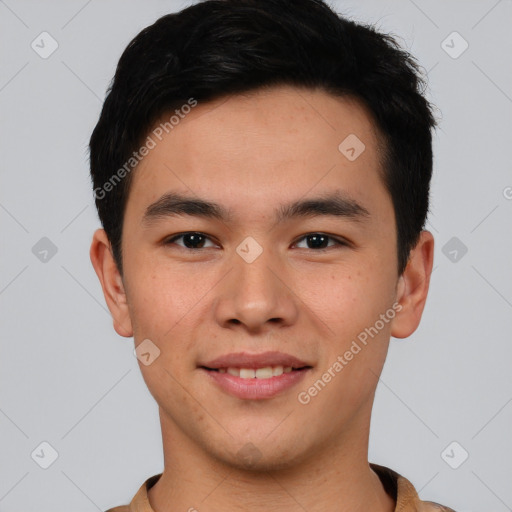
[91,84,433,471]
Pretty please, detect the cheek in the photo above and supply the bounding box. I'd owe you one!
[298,264,394,340]
[296,264,395,407]
[126,260,206,337]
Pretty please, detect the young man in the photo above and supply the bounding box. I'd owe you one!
[89,0,454,510]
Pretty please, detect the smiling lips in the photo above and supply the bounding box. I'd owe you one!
[200,350,311,378]
[199,351,313,399]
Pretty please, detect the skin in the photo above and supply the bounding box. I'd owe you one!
[90,84,434,512]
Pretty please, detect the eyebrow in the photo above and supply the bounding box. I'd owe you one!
[141,190,370,228]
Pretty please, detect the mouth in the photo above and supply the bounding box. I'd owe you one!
[198,351,313,400]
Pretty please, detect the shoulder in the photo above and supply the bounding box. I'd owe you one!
[370,463,456,512]
[418,501,457,511]
[103,473,162,512]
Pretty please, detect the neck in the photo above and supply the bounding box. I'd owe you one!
[148,408,394,512]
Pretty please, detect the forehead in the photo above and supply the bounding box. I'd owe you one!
[126,85,389,223]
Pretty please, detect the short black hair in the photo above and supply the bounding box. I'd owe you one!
[89,0,438,277]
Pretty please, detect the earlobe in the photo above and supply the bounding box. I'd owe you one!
[89,228,134,338]
[391,230,434,339]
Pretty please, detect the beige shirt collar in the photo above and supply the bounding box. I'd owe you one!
[106,463,454,512]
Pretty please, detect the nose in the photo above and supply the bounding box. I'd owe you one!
[212,245,299,334]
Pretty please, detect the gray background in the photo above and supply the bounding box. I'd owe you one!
[1,0,511,510]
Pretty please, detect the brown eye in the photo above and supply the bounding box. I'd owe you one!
[294,233,346,250]
[165,232,216,249]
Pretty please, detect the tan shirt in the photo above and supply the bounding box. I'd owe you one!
[105,463,455,512]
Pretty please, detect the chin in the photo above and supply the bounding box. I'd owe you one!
[230,453,301,473]
[213,439,310,473]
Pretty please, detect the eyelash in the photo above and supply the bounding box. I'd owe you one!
[163,232,349,251]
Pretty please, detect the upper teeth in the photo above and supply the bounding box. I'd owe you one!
[218,366,293,378]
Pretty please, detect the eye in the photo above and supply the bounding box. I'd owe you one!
[164,232,217,249]
[293,233,348,250]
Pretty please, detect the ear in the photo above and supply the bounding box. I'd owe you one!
[391,230,434,339]
[89,228,133,338]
